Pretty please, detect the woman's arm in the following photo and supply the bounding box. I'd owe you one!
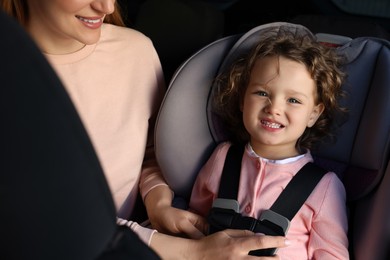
[150,229,290,260]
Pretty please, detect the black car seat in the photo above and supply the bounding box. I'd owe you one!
[154,22,390,259]
[0,11,159,260]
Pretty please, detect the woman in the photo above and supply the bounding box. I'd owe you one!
[1,1,289,258]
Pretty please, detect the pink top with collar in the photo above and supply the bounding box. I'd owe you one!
[190,142,349,259]
[45,23,167,245]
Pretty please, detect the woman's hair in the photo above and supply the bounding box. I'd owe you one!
[213,25,347,150]
[1,0,125,27]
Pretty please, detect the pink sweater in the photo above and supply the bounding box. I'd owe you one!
[45,23,167,244]
[190,142,349,259]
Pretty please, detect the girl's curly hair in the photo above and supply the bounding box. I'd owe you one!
[213,25,348,150]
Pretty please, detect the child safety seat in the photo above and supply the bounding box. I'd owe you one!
[155,22,390,259]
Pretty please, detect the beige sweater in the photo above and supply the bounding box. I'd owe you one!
[45,23,167,244]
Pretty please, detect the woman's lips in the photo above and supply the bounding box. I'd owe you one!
[76,15,103,29]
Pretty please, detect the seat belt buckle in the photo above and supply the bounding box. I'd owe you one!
[259,209,290,236]
[207,199,240,234]
[207,200,291,257]
[249,210,290,257]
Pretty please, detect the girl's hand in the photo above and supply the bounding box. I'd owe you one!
[149,204,208,239]
[144,185,207,238]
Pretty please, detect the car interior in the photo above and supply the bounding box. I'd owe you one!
[2,0,390,259]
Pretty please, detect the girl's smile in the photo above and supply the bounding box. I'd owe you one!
[260,118,285,131]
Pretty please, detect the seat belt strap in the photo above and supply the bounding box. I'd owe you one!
[270,162,327,220]
[218,144,327,221]
[217,144,245,199]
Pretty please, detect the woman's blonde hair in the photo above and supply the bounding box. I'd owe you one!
[1,0,125,27]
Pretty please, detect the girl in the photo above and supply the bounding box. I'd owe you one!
[187,26,350,259]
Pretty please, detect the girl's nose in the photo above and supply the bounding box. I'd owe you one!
[264,98,282,116]
[92,0,115,15]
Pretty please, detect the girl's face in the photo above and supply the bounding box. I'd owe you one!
[27,0,115,54]
[241,56,324,159]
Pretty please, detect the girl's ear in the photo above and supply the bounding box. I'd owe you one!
[307,103,325,127]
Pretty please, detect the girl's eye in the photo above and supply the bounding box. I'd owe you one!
[255,91,268,97]
[288,98,301,104]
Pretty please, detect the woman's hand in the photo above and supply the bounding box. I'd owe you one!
[192,229,287,259]
[150,229,289,260]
